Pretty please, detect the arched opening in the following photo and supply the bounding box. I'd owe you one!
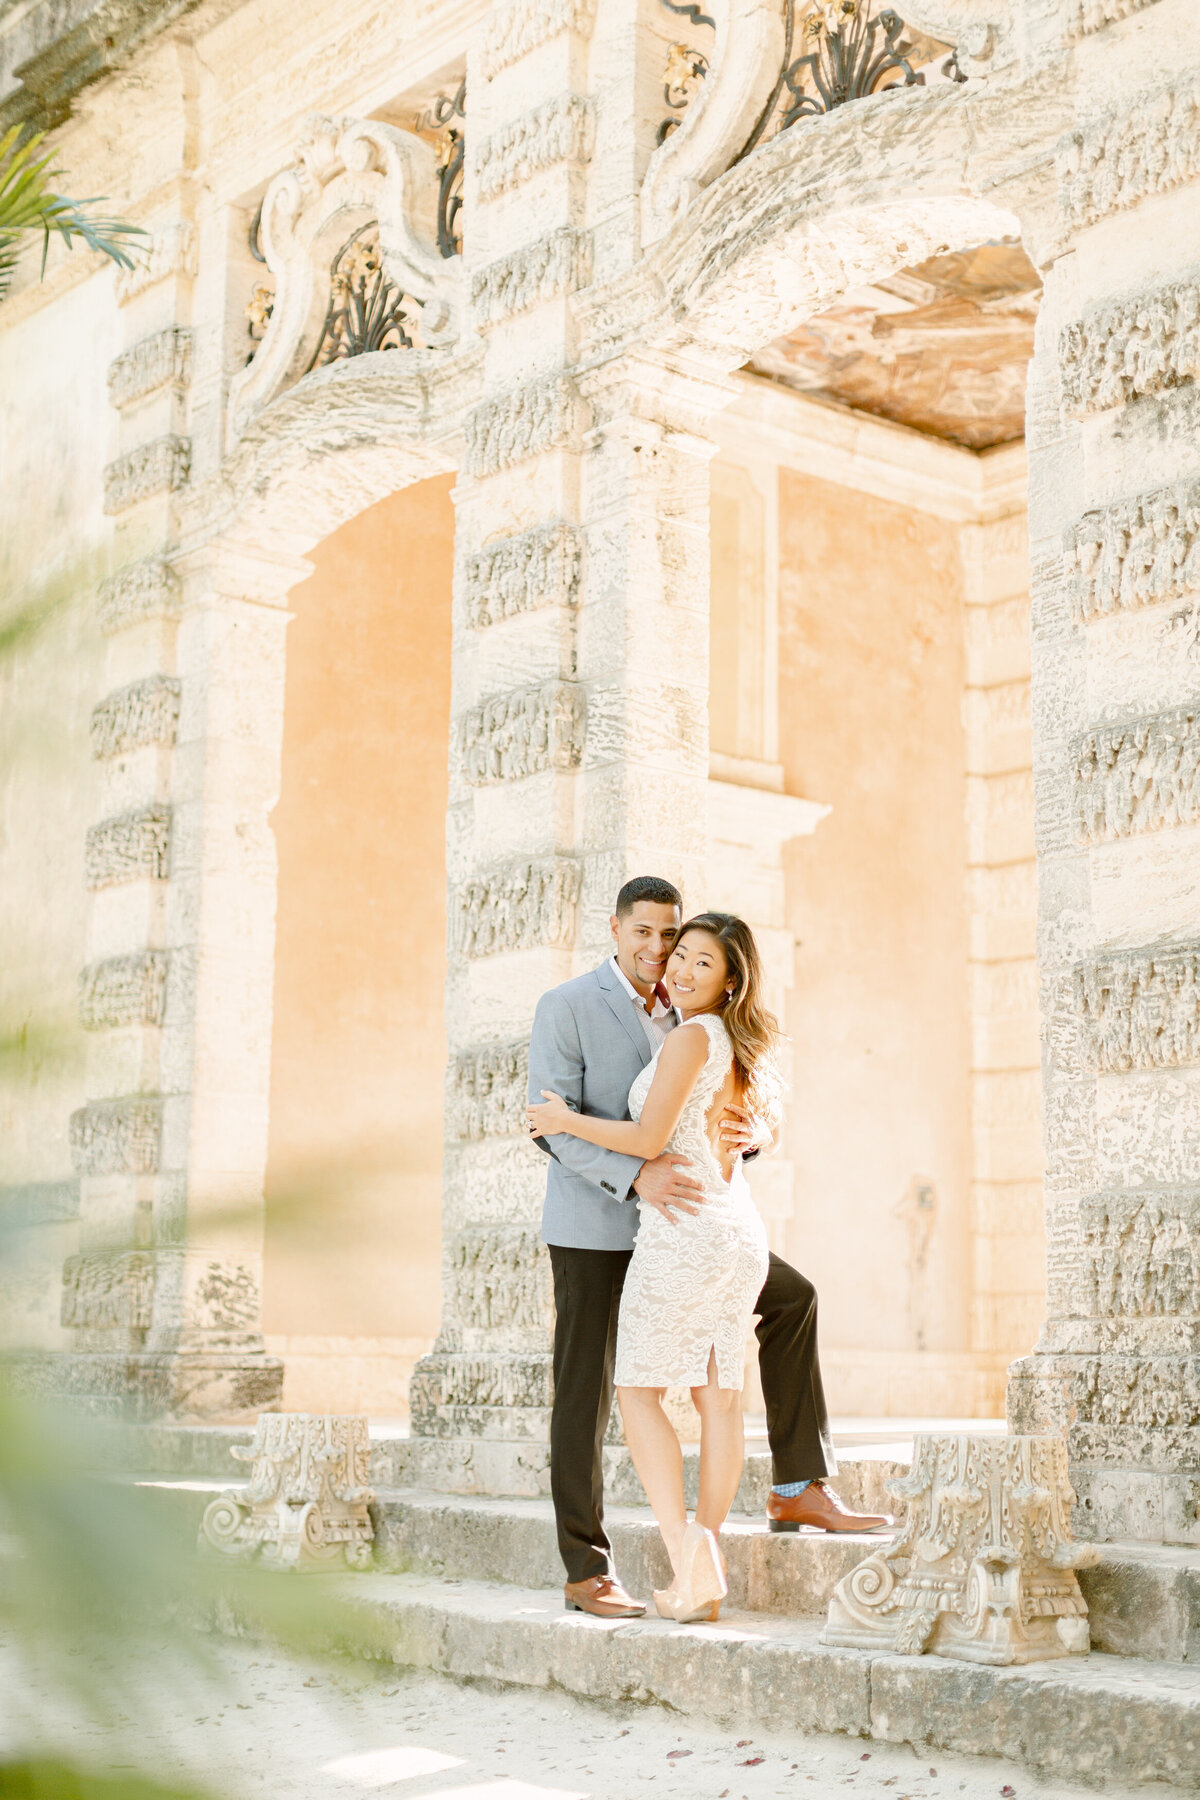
[260,472,456,1413]
[704,232,1043,1423]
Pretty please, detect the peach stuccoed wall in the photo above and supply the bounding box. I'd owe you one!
[262,476,455,1414]
[777,467,976,1412]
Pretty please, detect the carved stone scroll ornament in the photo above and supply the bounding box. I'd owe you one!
[823,1434,1099,1664]
[642,0,786,246]
[225,117,460,449]
[200,1414,374,1571]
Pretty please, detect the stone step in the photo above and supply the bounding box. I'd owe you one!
[137,1474,1200,1664]
[205,1568,1200,1791]
[99,1422,900,1517]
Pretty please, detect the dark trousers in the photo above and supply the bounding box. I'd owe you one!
[755,1250,836,1485]
[549,1243,632,1584]
[548,1243,834,1584]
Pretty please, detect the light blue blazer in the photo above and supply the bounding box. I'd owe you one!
[529,960,676,1251]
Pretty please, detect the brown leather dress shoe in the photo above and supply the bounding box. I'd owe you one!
[563,1574,647,1617]
[767,1480,894,1534]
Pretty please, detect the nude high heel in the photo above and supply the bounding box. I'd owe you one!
[653,1521,728,1623]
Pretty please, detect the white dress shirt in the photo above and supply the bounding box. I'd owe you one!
[609,954,678,1053]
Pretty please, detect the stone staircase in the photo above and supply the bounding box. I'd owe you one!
[120,1427,1200,1789]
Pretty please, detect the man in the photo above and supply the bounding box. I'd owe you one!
[528,874,890,1619]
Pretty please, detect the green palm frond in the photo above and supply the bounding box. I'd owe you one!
[0,126,147,301]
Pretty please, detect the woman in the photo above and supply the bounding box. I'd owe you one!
[527,912,779,1624]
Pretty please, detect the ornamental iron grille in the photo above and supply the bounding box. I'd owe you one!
[656,0,958,160]
[306,224,422,369]
[422,78,465,259]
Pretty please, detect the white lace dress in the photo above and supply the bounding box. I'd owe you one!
[613,1012,770,1390]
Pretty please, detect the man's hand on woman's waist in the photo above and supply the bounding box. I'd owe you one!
[631,1153,706,1224]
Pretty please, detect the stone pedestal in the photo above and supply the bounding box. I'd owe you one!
[824,1434,1099,1665]
[200,1413,374,1570]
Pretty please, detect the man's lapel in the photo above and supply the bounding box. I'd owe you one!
[594,960,653,1067]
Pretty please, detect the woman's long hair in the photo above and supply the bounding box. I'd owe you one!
[674,912,783,1125]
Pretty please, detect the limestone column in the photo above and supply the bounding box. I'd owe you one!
[408,0,733,1491]
[1009,43,1200,1541]
[59,190,290,1416]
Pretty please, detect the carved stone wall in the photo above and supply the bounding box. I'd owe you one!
[458,681,585,785]
[1066,480,1200,621]
[96,559,181,635]
[481,0,596,78]
[1076,945,1200,1073]
[61,1251,154,1330]
[1073,706,1200,842]
[462,524,582,629]
[1059,279,1200,417]
[474,94,592,202]
[68,1098,162,1175]
[446,1228,552,1333]
[447,1040,529,1140]
[1082,1191,1200,1320]
[1072,1358,1200,1461]
[454,858,582,957]
[113,220,196,304]
[471,229,592,331]
[83,808,171,888]
[102,435,191,513]
[107,328,192,409]
[90,676,181,760]
[464,377,586,478]
[78,952,169,1030]
[1060,82,1200,231]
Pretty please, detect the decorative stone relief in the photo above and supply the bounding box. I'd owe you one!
[1073,1356,1200,1436]
[225,115,459,447]
[61,1250,153,1330]
[107,328,193,409]
[90,676,182,760]
[78,952,169,1030]
[96,558,182,636]
[1067,0,1164,35]
[474,94,592,202]
[408,1352,553,1432]
[1073,705,1200,841]
[1066,480,1200,621]
[447,1228,552,1332]
[463,523,582,628]
[470,228,592,331]
[481,0,596,78]
[1082,1191,1200,1318]
[84,808,171,888]
[69,1097,162,1175]
[823,1434,1098,1664]
[1060,83,1200,231]
[1076,944,1200,1072]
[447,1040,530,1139]
[200,1414,374,1571]
[459,681,585,785]
[1059,279,1200,417]
[464,376,586,477]
[454,857,581,957]
[102,436,191,514]
[114,220,196,305]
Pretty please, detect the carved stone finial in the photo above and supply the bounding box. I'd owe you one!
[823,1434,1099,1664]
[199,1413,375,1570]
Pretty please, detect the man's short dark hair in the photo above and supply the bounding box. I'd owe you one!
[615,875,683,917]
